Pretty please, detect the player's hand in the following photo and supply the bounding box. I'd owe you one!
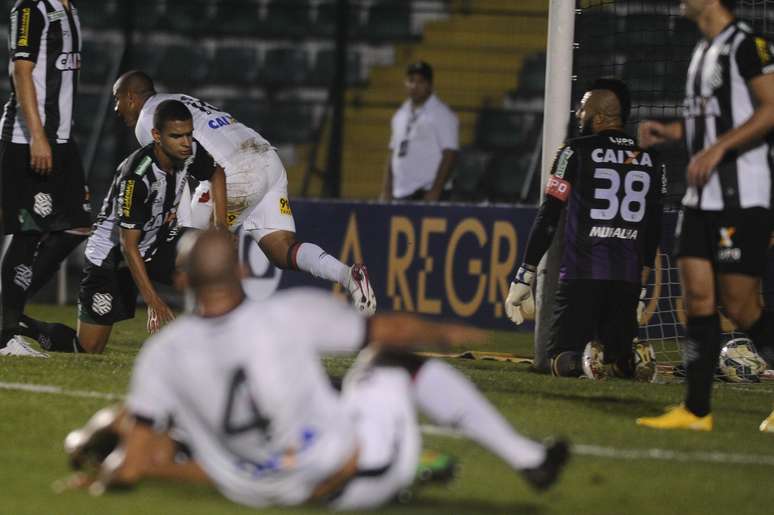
[687,144,725,187]
[147,299,175,334]
[638,120,676,149]
[505,265,536,325]
[29,134,53,175]
[444,324,489,347]
[423,188,442,202]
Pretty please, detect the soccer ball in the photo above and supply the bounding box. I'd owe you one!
[718,338,768,383]
[582,341,606,380]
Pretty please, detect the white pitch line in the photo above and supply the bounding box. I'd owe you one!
[3,382,773,468]
[0,382,124,401]
[420,424,774,467]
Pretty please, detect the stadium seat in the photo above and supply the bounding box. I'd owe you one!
[264,0,313,39]
[314,0,364,38]
[210,0,262,37]
[220,98,267,132]
[156,44,211,88]
[312,48,361,87]
[475,109,539,151]
[80,40,117,86]
[74,92,107,136]
[261,101,314,144]
[576,10,618,53]
[618,14,671,57]
[364,0,413,42]
[261,48,309,86]
[210,46,261,86]
[159,0,215,35]
[130,0,166,31]
[75,0,121,29]
[127,44,163,77]
[515,53,546,97]
[450,148,490,202]
[483,151,533,203]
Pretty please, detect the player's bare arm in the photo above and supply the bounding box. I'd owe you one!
[381,161,394,201]
[210,165,227,229]
[368,313,487,351]
[13,59,52,175]
[687,73,774,186]
[119,227,175,333]
[424,149,457,201]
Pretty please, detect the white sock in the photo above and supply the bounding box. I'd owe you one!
[413,359,545,469]
[294,243,351,287]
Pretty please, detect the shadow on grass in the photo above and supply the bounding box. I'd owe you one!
[381,497,543,515]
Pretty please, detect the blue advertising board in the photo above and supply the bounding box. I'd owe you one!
[238,199,536,330]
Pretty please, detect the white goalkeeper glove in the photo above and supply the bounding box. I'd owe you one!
[506,265,536,325]
[636,287,647,324]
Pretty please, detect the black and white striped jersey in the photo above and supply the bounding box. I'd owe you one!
[0,0,81,144]
[682,20,774,211]
[85,143,214,270]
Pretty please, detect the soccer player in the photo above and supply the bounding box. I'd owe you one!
[0,0,90,357]
[635,0,774,431]
[68,100,217,353]
[505,78,664,379]
[111,71,377,315]
[62,229,569,509]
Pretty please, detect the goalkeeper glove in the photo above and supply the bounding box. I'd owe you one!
[636,287,647,323]
[506,265,536,325]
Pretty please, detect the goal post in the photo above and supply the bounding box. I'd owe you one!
[534,0,575,372]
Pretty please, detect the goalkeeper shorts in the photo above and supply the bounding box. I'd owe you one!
[673,207,770,277]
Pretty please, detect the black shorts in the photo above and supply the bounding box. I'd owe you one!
[673,207,770,277]
[77,261,138,325]
[0,140,91,234]
[546,279,640,362]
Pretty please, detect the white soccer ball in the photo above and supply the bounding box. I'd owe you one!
[718,338,768,383]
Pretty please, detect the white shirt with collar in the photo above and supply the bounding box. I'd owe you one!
[389,94,459,198]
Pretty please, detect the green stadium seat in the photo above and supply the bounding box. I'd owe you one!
[314,1,364,38]
[160,0,215,35]
[484,151,532,203]
[156,44,211,88]
[264,0,312,39]
[475,109,539,151]
[516,53,546,97]
[450,148,490,202]
[221,98,267,131]
[364,0,413,42]
[312,48,361,87]
[74,0,122,29]
[210,46,261,86]
[127,44,163,77]
[618,14,671,56]
[261,48,309,86]
[261,102,314,144]
[130,0,166,31]
[80,40,116,85]
[211,0,262,37]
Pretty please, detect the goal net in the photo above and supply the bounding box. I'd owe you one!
[550,0,774,380]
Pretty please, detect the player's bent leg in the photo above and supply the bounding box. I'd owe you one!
[412,358,567,490]
[1,232,42,346]
[332,363,420,510]
[719,274,774,366]
[76,321,113,354]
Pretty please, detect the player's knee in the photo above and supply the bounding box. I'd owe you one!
[683,289,715,317]
[550,351,584,377]
[722,303,758,329]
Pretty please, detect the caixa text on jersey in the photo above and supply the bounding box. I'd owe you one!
[55,52,80,71]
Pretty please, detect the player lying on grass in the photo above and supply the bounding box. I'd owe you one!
[112,70,376,316]
[18,100,221,354]
[61,229,569,510]
[505,78,663,379]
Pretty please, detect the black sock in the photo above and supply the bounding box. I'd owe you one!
[1,233,42,335]
[745,310,774,367]
[27,231,87,298]
[20,315,82,352]
[683,314,721,417]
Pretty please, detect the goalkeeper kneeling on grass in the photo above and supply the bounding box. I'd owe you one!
[504,78,664,380]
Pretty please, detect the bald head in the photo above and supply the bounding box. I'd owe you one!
[586,89,623,121]
[577,87,625,135]
[178,229,241,293]
[113,70,156,98]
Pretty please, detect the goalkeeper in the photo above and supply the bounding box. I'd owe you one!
[505,79,665,378]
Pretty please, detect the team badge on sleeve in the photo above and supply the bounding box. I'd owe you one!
[546,175,570,202]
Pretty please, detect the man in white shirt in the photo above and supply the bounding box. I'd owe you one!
[63,229,569,510]
[382,62,459,201]
[112,71,376,315]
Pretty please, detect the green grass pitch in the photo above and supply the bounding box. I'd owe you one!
[1,304,773,515]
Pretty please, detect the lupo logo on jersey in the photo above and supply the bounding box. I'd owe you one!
[207,115,237,129]
[55,52,81,71]
[238,227,282,300]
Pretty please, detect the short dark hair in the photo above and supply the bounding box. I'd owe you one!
[406,61,433,83]
[589,77,631,122]
[720,0,737,11]
[153,100,192,131]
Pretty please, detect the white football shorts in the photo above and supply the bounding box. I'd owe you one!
[331,366,420,510]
